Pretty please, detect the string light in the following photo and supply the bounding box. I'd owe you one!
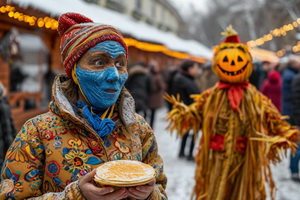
[124,38,168,52]
[247,17,300,49]
[1,5,58,30]
[3,4,300,61]
[276,49,286,57]
[291,41,300,53]
[250,48,279,63]
[124,38,206,62]
[0,5,207,62]
[163,50,189,59]
[125,38,189,59]
[275,40,300,56]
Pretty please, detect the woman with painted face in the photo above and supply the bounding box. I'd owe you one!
[0,13,167,200]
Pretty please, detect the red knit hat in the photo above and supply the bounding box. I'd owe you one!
[58,12,128,78]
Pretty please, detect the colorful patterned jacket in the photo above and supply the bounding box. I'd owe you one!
[0,75,167,200]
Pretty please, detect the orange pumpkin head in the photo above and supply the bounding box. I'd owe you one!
[213,27,253,83]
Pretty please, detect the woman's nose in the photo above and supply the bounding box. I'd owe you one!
[106,67,119,83]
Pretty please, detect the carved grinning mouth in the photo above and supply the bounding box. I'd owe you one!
[217,61,249,76]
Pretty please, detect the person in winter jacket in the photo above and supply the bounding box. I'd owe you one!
[260,70,282,111]
[164,66,178,111]
[172,60,200,160]
[281,56,300,183]
[290,72,300,182]
[0,12,167,200]
[0,82,16,170]
[148,61,166,129]
[282,56,300,119]
[125,62,152,119]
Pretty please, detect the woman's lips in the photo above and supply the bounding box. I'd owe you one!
[105,89,117,93]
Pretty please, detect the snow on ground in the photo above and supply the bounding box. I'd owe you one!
[153,106,196,200]
[270,158,300,200]
[153,106,300,200]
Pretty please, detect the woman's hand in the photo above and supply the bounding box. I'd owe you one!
[127,179,155,199]
[78,170,129,200]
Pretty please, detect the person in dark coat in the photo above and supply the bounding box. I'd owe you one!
[281,56,300,183]
[148,61,166,129]
[282,56,300,118]
[260,70,282,111]
[196,61,218,92]
[164,66,178,111]
[125,62,152,118]
[290,72,300,182]
[172,60,200,160]
[0,82,16,170]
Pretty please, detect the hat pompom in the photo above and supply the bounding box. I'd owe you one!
[58,12,93,36]
[221,25,241,43]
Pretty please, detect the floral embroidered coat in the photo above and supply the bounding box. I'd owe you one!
[0,75,167,200]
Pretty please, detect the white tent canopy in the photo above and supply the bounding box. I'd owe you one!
[12,0,213,59]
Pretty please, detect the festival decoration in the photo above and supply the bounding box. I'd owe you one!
[213,26,252,83]
[165,26,300,200]
[0,5,206,62]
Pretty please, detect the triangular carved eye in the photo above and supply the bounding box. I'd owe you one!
[223,56,229,62]
[238,56,243,62]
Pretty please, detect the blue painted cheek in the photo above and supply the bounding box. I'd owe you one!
[104,67,119,83]
[119,73,128,85]
[100,67,127,87]
[75,66,128,110]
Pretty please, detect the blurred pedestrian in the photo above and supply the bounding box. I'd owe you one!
[281,56,300,180]
[249,61,262,89]
[257,61,273,89]
[260,70,282,111]
[164,65,178,111]
[282,56,300,118]
[0,82,16,170]
[173,60,200,161]
[282,56,300,184]
[196,61,218,91]
[10,59,26,92]
[290,70,300,183]
[148,60,166,129]
[125,62,152,118]
[0,12,167,199]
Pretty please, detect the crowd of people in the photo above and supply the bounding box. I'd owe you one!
[247,56,300,183]
[254,56,300,183]
[0,11,300,200]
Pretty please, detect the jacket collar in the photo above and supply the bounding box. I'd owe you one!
[49,74,137,128]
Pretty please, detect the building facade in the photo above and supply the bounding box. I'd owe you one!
[85,0,183,34]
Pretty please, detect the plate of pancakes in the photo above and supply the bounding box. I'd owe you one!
[94,160,156,187]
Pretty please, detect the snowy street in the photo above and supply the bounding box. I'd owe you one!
[153,107,300,200]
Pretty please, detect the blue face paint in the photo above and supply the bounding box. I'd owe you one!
[76,41,128,110]
[89,41,126,59]
[76,66,128,110]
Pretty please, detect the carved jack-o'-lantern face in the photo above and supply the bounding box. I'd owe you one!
[213,44,253,83]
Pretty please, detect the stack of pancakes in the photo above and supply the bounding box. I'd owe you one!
[94,160,155,187]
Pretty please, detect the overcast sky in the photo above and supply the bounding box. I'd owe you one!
[167,0,208,18]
